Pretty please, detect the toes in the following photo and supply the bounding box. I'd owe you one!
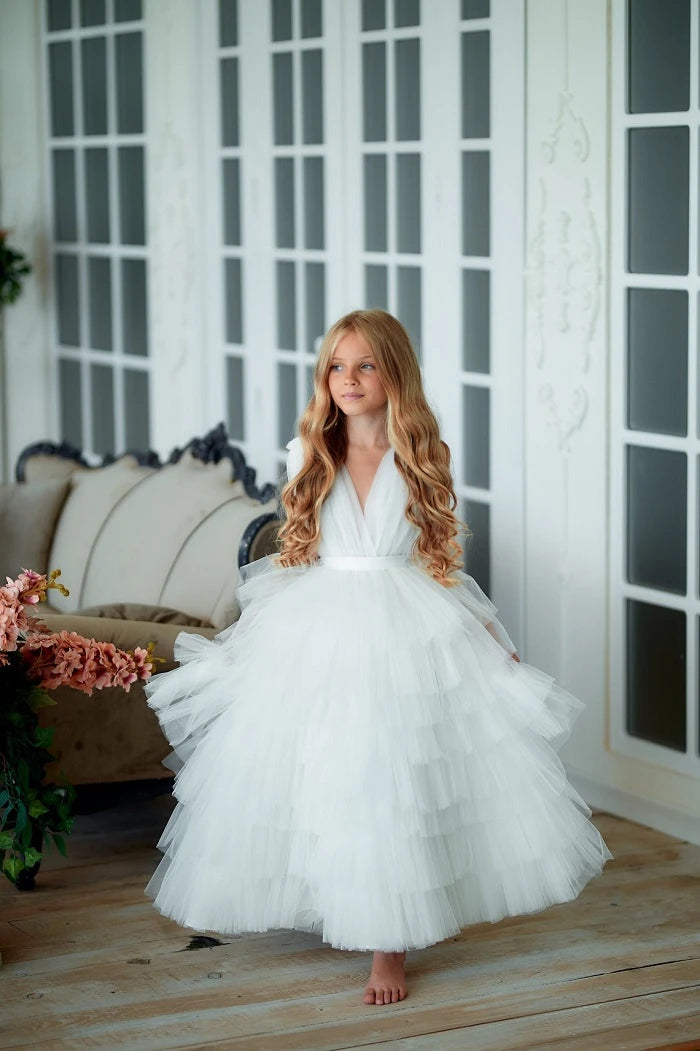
[391,988,399,1003]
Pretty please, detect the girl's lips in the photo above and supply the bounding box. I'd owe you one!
[343,393,363,398]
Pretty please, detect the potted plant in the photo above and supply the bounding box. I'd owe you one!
[0,568,155,889]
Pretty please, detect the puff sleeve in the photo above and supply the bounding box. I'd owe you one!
[285,436,304,482]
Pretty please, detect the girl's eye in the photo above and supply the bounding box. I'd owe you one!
[330,364,342,371]
[360,362,374,370]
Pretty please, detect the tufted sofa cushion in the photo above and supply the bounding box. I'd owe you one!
[45,452,277,629]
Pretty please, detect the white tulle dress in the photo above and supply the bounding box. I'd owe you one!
[144,437,612,952]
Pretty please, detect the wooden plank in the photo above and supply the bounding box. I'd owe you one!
[2,800,699,1051]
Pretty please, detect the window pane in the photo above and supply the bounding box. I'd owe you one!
[362,0,385,30]
[364,154,387,252]
[396,153,421,253]
[80,0,105,24]
[365,264,388,309]
[275,157,295,248]
[224,257,243,344]
[221,56,240,147]
[121,258,148,356]
[302,50,323,144]
[461,31,490,138]
[627,288,687,436]
[81,0,105,26]
[462,385,490,488]
[77,41,107,132]
[53,149,77,243]
[273,53,293,145]
[219,0,238,46]
[306,365,315,400]
[462,0,489,16]
[627,600,686,751]
[394,0,419,27]
[49,42,74,137]
[301,0,322,37]
[47,0,72,31]
[464,499,490,594]
[115,0,141,19]
[124,369,150,449]
[278,363,297,446]
[88,256,112,351]
[55,253,80,346]
[277,261,296,350]
[59,358,82,447]
[303,157,324,249]
[395,39,420,141]
[628,127,689,275]
[118,146,145,245]
[305,262,325,353]
[115,33,143,134]
[226,355,245,441]
[363,43,386,142]
[91,363,114,455]
[397,266,421,357]
[223,158,241,245]
[462,268,490,373]
[627,445,686,593]
[628,0,689,113]
[462,151,490,256]
[85,148,110,243]
[272,0,292,41]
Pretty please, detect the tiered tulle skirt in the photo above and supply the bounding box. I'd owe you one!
[144,555,612,951]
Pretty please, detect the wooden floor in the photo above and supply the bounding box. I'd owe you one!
[2,784,699,1051]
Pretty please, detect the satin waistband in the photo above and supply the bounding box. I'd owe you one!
[320,555,411,571]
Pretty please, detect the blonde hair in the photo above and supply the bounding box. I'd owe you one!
[276,309,466,586]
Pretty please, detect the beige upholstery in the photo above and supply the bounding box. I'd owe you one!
[0,478,71,581]
[8,441,281,784]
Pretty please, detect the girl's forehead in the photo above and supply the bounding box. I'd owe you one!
[332,330,374,359]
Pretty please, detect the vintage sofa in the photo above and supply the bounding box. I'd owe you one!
[1,424,281,784]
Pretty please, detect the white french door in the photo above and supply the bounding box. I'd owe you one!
[201,0,525,640]
[611,0,700,779]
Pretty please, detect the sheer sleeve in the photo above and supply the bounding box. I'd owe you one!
[285,436,304,482]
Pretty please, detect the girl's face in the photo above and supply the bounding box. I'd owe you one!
[327,330,388,417]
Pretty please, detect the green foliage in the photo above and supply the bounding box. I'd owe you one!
[0,231,31,307]
[0,652,76,888]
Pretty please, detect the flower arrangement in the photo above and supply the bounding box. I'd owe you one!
[0,568,155,888]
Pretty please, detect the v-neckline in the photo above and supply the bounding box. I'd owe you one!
[342,446,394,519]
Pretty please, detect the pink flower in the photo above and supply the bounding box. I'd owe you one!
[4,565,154,698]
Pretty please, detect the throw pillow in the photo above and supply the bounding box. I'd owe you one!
[71,601,213,627]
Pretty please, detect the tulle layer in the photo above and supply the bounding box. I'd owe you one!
[144,556,612,951]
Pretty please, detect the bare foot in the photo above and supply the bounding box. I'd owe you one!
[363,950,407,1005]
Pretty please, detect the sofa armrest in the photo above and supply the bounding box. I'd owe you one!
[238,512,280,567]
[38,612,217,665]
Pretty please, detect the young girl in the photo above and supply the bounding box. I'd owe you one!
[144,309,612,1006]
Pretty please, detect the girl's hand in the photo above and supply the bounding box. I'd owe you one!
[511,652,520,663]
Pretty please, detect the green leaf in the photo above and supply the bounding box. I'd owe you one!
[28,688,57,710]
[0,832,15,850]
[15,802,27,836]
[52,833,67,857]
[2,855,23,881]
[28,799,49,818]
[23,847,41,867]
[32,726,54,750]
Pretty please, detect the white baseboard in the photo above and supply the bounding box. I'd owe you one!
[567,770,700,847]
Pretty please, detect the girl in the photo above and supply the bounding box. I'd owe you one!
[144,309,612,1007]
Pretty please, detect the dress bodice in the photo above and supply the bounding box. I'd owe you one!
[285,437,419,557]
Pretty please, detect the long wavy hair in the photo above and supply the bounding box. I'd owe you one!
[276,309,466,586]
